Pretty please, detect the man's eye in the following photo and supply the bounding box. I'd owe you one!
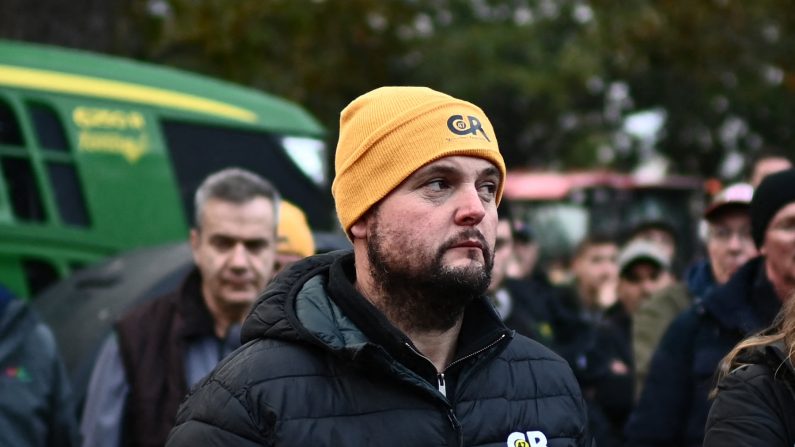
[245,240,268,253]
[777,219,795,231]
[479,182,497,198]
[426,180,448,191]
[212,238,234,251]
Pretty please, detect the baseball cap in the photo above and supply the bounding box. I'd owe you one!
[704,182,753,221]
[618,240,671,277]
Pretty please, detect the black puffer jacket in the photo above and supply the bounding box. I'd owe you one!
[167,251,592,446]
[704,341,795,447]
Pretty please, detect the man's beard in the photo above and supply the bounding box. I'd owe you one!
[366,221,493,334]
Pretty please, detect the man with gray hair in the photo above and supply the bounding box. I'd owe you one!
[81,168,280,447]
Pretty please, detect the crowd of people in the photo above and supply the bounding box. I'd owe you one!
[1,86,794,447]
[487,149,795,447]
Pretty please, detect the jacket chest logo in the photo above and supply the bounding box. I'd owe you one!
[507,431,547,447]
[3,366,31,382]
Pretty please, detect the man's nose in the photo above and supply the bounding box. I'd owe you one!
[228,243,250,268]
[640,279,657,295]
[725,232,748,250]
[453,185,487,226]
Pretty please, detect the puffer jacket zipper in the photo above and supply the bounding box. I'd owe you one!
[405,333,507,397]
[404,333,508,447]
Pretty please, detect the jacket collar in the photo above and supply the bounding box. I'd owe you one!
[177,268,217,339]
[684,259,717,299]
[241,250,349,344]
[766,341,795,382]
[242,250,512,370]
[741,340,795,385]
[701,256,782,335]
[324,252,511,373]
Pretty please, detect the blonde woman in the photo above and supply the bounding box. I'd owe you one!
[704,296,795,446]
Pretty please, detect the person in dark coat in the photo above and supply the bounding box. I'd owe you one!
[81,168,281,447]
[624,168,795,447]
[167,86,593,446]
[704,295,795,446]
[0,285,79,447]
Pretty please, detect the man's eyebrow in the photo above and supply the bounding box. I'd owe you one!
[414,164,459,178]
[413,164,501,179]
[209,233,269,243]
[480,166,501,179]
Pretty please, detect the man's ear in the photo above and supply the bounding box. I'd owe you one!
[190,228,202,263]
[350,218,368,239]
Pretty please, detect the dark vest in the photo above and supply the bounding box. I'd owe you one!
[116,269,214,447]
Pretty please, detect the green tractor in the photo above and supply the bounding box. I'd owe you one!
[0,40,333,299]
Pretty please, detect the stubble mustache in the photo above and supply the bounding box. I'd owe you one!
[436,228,492,265]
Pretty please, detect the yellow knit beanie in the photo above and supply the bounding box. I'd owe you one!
[332,86,505,234]
[277,201,315,258]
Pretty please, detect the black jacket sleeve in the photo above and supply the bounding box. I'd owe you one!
[166,378,271,447]
[704,364,790,447]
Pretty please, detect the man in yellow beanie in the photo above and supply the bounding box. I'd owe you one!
[168,87,593,447]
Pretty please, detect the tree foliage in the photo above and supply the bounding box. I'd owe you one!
[4,0,795,178]
[595,0,795,176]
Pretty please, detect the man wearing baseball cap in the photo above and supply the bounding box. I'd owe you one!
[632,182,758,397]
[167,87,592,446]
[626,169,795,447]
[702,183,759,285]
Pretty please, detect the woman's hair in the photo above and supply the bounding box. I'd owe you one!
[712,294,795,397]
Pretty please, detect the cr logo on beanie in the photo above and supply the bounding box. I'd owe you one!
[447,115,491,141]
[331,86,505,235]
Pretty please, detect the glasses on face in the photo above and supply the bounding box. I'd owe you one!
[708,226,753,243]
